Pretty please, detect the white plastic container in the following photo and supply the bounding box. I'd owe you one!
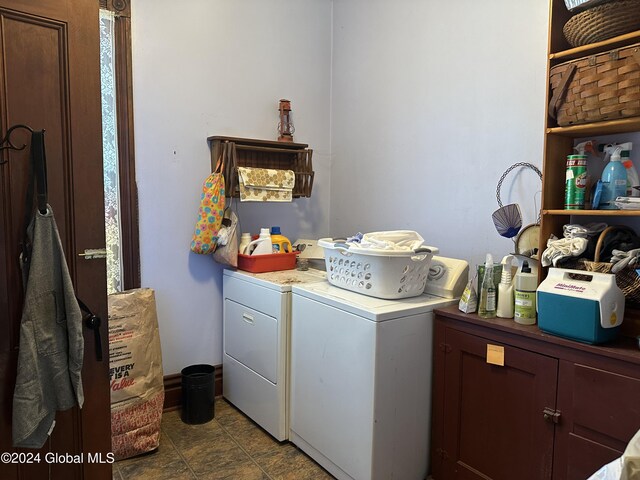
[246,228,273,256]
[238,232,252,255]
[514,261,538,325]
[318,238,438,299]
[496,255,514,319]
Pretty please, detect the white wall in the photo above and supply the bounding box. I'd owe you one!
[131,0,332,374]
[132,0,552,374]
[330,0,549,271]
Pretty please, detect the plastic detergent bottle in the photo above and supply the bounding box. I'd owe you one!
[238,232,252,255]
[245,228,272,255]
[270,226,292,253]
[496,255,514,319]
[600,144,628,209]
[514,260,538,325]
[478,254,497,319]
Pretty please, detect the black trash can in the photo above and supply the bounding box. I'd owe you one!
[181,364,215,424]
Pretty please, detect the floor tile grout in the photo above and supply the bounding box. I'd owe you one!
[214,414,276,480]
[112,464,123,480]
[160,423,199,479]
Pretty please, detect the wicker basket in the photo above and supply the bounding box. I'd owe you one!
[563,0,640,48]
[570,226,640,304]
[549,42,640,126]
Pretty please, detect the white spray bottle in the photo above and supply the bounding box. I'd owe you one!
[496,255,514,319]
[600,144,629,209]
[574,140,597,156]
[617,142,638,196]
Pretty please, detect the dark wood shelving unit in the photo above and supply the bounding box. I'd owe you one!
[207,135,314,199]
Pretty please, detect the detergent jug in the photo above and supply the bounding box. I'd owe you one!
[270,226,292,253]
[245,228,272,255]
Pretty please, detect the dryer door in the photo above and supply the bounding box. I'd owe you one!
[224,299,278,384]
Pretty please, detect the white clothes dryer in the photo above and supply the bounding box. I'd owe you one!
[222,268,326,441]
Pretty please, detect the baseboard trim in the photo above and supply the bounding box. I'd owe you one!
[163,364,223,412]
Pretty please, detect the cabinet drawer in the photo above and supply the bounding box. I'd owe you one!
[223,274,282,318]
[224,299,278,384]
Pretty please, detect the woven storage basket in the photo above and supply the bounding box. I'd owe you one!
[568,226,640,304]
[563,0,640,48]
[549,42,640,126]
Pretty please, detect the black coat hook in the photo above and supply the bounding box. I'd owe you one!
[0,124,34,161]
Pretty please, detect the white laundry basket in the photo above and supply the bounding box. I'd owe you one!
[318,238,439,299]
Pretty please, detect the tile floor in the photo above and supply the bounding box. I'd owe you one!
[113,397,334,480]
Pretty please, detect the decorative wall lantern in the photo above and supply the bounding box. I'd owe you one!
[277,99,295,142]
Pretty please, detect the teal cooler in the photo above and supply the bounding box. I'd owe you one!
[537,268,624,344]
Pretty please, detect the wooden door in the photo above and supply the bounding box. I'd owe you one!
[0,1,111,479]
[440,328,558,480]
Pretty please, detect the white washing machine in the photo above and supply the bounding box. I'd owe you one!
[222,268,326,441]
[289,257,468,480]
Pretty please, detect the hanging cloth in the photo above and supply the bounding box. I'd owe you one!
[12,131,85,448]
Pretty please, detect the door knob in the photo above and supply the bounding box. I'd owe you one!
[543,407,561,424]
[78,248,107,259]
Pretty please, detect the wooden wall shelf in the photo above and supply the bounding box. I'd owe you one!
[207,136,314,199]
[550,30,640,61]
[543,209,640,216]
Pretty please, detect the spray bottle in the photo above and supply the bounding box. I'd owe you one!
[618,143,638,196]
[599,143,629,209]
[565,141,595,210]
[478,253,497,319]
[496,255,514,318]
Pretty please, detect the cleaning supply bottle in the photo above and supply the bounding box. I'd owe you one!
[270,226,292,253]
[496,255,514,318]
[478,254,497,319]
[514,260,538,325]
[245,228,272,255]
[600,144,629,209]
[564,141,595,210]
[238,232,252,255]
[620,144,638,196]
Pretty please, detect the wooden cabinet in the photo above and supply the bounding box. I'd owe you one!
[431,305,640,480]
[541,0,640,334]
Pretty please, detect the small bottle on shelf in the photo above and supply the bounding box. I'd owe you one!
[478,254,497,319]
[238,232,252,255]
[514,261,538,325]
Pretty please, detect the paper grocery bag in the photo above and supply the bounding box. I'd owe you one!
[109,288,164,460]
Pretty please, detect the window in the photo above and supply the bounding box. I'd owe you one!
[99,0,140,292]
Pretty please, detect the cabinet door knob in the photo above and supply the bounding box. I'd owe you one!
[542,407,561,424]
